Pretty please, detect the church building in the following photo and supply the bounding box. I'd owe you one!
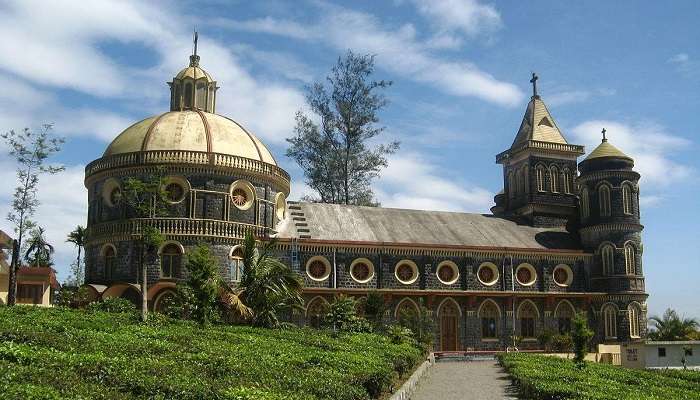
[83,46,647,351]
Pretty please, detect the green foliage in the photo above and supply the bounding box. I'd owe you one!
[87,297,136,314]
[65,225,86,286]
[386,325,416,346]
[498,353,700,400]
[363,291,385,328]
[397,300,434,347]
[184,245,221,325]
[286,50,399,206]
[0,307,422,400]
[239,232,303,328]
[23,226,54,267]
[325,295,372,333]
[649,308,699,341]
[55,286,90,308]
[571,312,593,365]
[551,334,573,353]
[537,329,554,351]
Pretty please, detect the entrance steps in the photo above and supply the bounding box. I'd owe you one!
[434,351,498,362]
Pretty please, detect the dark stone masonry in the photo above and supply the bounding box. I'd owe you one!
[83,51,647,351]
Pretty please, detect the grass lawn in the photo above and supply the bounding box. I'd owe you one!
[498,353,700,400]
[0,306,423,400]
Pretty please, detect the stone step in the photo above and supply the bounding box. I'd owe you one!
[294,222,308,227]
[290,211,304,216]
[297,228,310,233]
[292,217,306,221]
[299,234,312,239]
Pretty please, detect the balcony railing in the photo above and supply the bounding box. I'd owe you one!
[88,218,269,240]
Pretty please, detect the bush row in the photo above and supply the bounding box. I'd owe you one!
[498,353,700,400]
[0,306,423,400]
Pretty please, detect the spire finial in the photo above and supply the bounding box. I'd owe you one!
[530,72,539,98]
[189,30,200,67]
[601,128,607,142]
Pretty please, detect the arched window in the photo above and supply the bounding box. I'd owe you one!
[508,171,515,199]
[580,188,590,219]
[517,167,526,195]
[160,243,182,279]
[624,243,635,275]
[536,165,545,192]
[601,244,614,276]
[522,167,529,194]
[184,82,193,108]
[229,246,244,282]
[479,300,500,339]
[104,245,116,280]
[622,183,633,215]
[599,184,611,216]
[603,305,617,338]
[306,297,329,329]
[550,166,559,193]
[563,169,572,194]
[628,304,641,338]
[196,82,207,109]
[555,301,575,333]
[173,84,181,110]
[518,301,539,338]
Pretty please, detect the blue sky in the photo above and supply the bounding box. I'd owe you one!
[0,0,697,319]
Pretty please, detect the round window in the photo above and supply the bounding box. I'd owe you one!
[230,180,255,210]
[515,264,537,286]
[102,178,122,208]
[395,261,418,285]
[436,261,459,285]
[553,264,573,287]
[109,187,122,206]
[306,257,330,281]
[165,182,185,203]
[477,263,499,286]
[350,259,374,283]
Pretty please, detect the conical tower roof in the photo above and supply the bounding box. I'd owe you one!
[511,96,568,148]
[584,137,632,161]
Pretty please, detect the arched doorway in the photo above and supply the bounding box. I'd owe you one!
[121,286,142,308]
[439,299,459,351]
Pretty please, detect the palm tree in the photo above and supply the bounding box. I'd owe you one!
[649,308,699,341]
[234,232,304,328]
[24,227,54,267]
[66,225,86,267]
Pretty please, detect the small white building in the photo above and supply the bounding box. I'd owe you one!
[621,341,700,370]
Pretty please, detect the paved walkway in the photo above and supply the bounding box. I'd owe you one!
[410,360,518,400]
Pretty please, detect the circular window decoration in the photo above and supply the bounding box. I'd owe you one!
[102,178,122,207]
[230,180,255,210]
[306,256,331,282]
[350,258,375,283]
[477,262,499,286]
[162,176,189,204]
[552,264,573,287]
[436,261,460,285]
[275,192,287,221]
[395,260,419,285]
[515,263,537,286]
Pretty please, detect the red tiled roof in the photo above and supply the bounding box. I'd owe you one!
[18,266,60,289]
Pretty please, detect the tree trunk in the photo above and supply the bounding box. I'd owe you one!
[7,240,19,306]
[141,245,148,322]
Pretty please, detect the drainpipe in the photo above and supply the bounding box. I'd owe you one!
[510,255,516,348]
[333,248,337,289]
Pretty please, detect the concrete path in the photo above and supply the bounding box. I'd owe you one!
[410,360,518,400]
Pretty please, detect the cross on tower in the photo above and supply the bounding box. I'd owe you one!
[602,128,607,142]
[530,72,539,97]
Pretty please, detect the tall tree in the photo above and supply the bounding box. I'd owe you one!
[120,173,168,322]
[287,50,399,206]
[649,308,699,341]
[66,225,87,285]
[2,125,64,305]
[184,244,222,325]
[571,312,593,367]
[238,232,303,328]
[24,227,54,267]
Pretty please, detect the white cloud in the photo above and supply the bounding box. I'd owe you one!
[547,88,616,107]
[571,120,692,188]
[408,0,502,37]
[668,53,689,64]
[213,16,318,41]
[227,3,523,106]
[374,153,493,212]
[0,162,87,280]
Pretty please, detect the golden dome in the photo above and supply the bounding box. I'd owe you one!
[584,139,632,161]
[174,65,214,82]
[103,110,277,165]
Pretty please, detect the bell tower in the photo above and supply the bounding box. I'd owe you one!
[168,31,219,113]
[492,73,585,227]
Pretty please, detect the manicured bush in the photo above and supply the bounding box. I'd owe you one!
[0,306,422,400]
[87,297,136,314]
[498,353,700,400]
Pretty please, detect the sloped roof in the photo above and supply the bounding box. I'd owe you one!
[584,139,632,161]
[275,202,580,251]
[511,96,568,148]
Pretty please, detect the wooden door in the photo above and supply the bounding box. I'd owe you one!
[440,302,459,351]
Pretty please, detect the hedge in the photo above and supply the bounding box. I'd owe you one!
[498,353,700,400]
[0,306,423,400]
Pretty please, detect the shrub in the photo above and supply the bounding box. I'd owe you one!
[386,325,416,346]
[325,295,372,333]
[551,334,573,353]
[397,300,434,347]
[87,297,136,314]
[571,312,593,365]
[183,244,221,325]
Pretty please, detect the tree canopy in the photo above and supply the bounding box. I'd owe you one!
[287,50,399,206]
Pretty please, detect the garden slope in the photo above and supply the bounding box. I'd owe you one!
[0,307,422,400]
[499,353,700,400]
